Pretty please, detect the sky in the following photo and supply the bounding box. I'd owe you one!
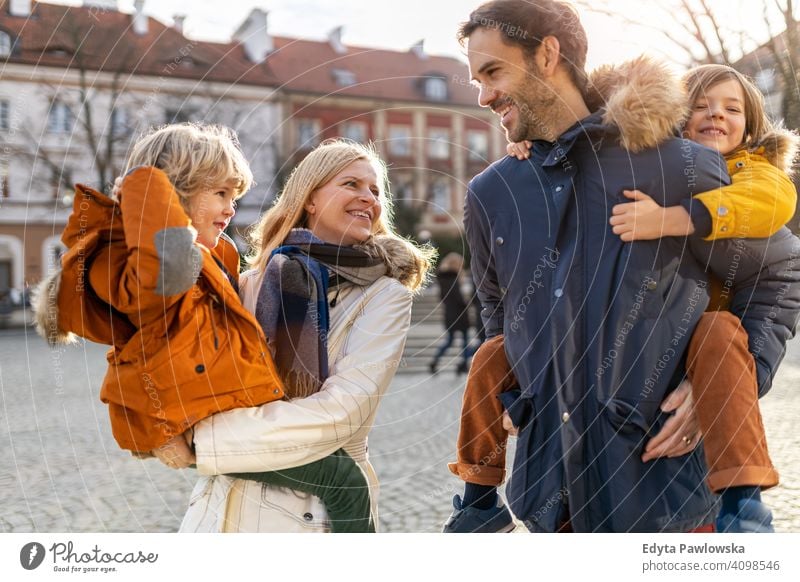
[51,1,787,71]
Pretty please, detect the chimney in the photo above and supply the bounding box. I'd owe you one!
[173,14,186,35]
[233,9,273,64]
[328,26,346,54]
[410,39,427,60]
[8,0,32,17]
[132,0,148,36]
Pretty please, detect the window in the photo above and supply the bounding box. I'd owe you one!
[297,119,321,149]
[392,173,415,203]
[428,128,450,159]
[0,100,9,131]
[51,167,72,202]
[47,102,73,134]
[430,177,450,212]
[165,108,191,124]
[0,32,11,57]
[388,125,412,157]
[111,107,130,136]
[341,121,367,144]
[332,69,357,87]
[467,130,489,161]
[1,160,8,199]
[424,77,448,101]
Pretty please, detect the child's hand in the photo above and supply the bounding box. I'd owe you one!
[506,140,532,160]
[110,176,123,202]
[152,432,196,469]
[609,190,666,242]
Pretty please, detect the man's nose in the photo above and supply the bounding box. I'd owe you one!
[478,83,498,108]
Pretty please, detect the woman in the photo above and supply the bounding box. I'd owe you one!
[429,253,471,375]
[176,140,433,532]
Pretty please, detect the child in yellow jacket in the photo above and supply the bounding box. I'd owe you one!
[35,123,372,532]
[449,65,798,533]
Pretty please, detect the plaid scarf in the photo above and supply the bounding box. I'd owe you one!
[256,229,386,398]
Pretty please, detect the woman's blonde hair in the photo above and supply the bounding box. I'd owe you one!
[683,64,774,151]
[249,139,435,291]
[124,122,253,200]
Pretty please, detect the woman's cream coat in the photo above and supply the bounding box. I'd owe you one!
[180,271,412,532]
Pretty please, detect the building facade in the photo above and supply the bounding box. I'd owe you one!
[0,0,500,299]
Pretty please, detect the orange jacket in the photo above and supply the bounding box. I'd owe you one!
[55,167,284,452]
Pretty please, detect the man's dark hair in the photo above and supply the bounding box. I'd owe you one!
[457,0,588,94]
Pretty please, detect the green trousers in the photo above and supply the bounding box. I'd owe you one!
[227,449,374,533]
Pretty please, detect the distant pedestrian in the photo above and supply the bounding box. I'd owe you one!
[429,252,471,375]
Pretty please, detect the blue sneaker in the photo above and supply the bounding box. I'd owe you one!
[716,499,774,533]
[442,494,515,533]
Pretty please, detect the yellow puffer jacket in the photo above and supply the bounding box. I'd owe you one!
[694,130,799,241]
[39,167,285,452]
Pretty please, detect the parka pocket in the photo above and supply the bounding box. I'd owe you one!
[144,326,227,390]
[599,397,656,436]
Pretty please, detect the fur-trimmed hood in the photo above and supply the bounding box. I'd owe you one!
[355,234,431,293]
[752,128,799,175]
[586,56,800,174]
[585,56,688,154]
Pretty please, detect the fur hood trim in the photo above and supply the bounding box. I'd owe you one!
[356,234,429,292]
[753,128,800,175]
[32,268,77,346]
[586,56,688,153]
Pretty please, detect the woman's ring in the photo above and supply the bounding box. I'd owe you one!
[682,435,693,445]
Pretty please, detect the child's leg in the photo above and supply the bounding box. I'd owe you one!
[687,311,779,492]
[447,334,518,489]
[228,449,373,533]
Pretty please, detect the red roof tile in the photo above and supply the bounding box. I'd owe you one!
[0,1,280,86]
[0,1,479,107]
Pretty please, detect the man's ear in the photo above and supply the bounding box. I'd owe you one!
[536,36,561,77]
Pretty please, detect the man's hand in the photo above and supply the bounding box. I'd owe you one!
[642,380,701,462]
[152,432,195,469]
[506,140,532,160]
[502,410,519,436]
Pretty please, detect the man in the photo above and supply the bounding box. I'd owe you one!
[450,0,800,532]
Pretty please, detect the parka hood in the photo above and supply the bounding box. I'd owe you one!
[586,56,800,174]
[752,128,799,175]
[585,56,688,153]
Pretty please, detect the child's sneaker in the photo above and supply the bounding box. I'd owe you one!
[716,499,774,533]
[442,494,515,533]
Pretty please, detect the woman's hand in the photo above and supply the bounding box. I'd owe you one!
[641,380,701,462]
[152,432,196,469]
[506,140,532,160]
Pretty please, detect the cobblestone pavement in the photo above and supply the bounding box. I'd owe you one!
[1,329,798,532]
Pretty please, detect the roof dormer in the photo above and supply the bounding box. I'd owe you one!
[233,8,273,64]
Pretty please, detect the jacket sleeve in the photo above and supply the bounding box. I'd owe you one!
[110,166,202,313]
[192,278,412,474]
[692,157,797,240]
[690,229,800,396]
[464,180,504,338]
